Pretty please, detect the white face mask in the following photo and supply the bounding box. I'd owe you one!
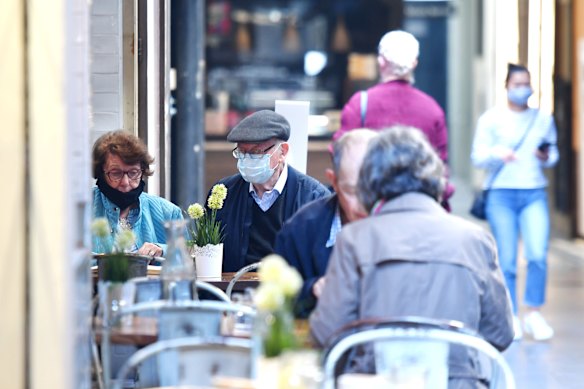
[237,144,281,184]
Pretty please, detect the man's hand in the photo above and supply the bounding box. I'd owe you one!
[312,277,326,298]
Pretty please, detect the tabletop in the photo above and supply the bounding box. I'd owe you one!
[92,268,259,292]
[208,272,259,292]
[96,316,312,348]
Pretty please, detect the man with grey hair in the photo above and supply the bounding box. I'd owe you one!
[334,30,453,207]
[212,110,330,273]
[274,129,378,316]
[311,126,513,386]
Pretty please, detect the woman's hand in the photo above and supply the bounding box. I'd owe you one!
[493,146,517,163]
[137,242,163,257]
[491,145,517,163]
[535,149,549,162]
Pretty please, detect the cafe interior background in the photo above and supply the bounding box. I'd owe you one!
[2,0,584,387]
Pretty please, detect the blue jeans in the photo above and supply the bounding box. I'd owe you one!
[486,188,550,313]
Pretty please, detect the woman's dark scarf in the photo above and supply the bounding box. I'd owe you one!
[97,178,145,210]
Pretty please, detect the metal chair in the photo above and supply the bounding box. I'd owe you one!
[226,262,260,299]
[112,337,254,389]
[100,277,231,387]
[101,300,256,388]
[197,280,231,302]
[90,296,105,389]
[322,317,515,389]
[128,276,231,303]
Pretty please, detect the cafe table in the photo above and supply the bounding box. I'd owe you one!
[95,315,311,348]
[94,300,317,389]
[119,376,259,388]
[91,266,260,293]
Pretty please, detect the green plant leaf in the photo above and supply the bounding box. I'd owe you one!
[100,253,130,282]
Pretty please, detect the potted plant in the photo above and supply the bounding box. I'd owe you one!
[254,254,302,357]
[92,217,141,282]
[252,255,307,388]
[186,183,227,280]
[91,217,138,325]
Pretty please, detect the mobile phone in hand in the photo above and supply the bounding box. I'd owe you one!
[538,142,551,152]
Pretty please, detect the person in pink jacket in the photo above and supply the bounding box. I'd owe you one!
[335,30,454,208]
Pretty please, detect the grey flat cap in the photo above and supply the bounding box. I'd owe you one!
[227,110,291,143]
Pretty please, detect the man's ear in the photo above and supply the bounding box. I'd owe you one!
[280,142,290,158]
[411,58,419,70]
[325,168,336,187]
[377,55,387,71]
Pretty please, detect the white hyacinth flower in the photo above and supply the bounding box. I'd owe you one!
[280,266,302,297]
[115,229,136,253]
[259,254,288,283]
[91,217,110,238]
[254,282,285,311]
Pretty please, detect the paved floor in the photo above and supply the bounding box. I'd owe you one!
[450,177,584,389]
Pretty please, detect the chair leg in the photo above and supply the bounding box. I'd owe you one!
[91,335,105,389]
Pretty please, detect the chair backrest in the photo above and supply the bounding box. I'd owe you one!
[197,280,231,302]
[112,337,254,389]
[226,262,260,299]
[101,300,256,388]
[100,277,202,387]
[129,277,231,303]
[108,300,256,338]
[322,317,515,389]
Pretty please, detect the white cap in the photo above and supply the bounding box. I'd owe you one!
[378,30,419,75]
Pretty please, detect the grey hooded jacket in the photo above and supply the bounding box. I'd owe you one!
[310,192,514,387]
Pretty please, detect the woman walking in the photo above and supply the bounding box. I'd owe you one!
[471,63,559,341]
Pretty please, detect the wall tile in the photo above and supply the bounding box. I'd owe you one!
[91,0,118,16]
[92,93,119,112]
[91,34,119,54]
[92,112,120,131]
[92,54,119,73]
[91,74,119,93]
[90,15,119,35]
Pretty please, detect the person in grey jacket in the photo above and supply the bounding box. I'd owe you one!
[310,126,514,388]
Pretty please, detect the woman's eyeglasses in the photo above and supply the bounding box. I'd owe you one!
[104,169,143,182]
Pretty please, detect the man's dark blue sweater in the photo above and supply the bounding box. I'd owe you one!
[274,194,338,317]
[213,166,330,273]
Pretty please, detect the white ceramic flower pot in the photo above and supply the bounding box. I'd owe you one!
[256,356,283,389]
[191,243,223,281]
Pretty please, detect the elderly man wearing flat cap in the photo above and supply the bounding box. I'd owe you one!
[212,110,330,272]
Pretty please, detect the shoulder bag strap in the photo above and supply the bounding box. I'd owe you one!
[360,90,368,127]
[485,110,538,189]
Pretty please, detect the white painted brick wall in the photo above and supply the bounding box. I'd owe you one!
[90,0,122,144]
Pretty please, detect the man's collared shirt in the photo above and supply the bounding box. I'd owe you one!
[325,206,342,248]
[249,164,288,212]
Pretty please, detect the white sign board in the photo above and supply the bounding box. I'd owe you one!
[275,100,310,174]
[578,39,584,237]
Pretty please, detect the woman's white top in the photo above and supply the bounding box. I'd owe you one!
[471,107,559,189]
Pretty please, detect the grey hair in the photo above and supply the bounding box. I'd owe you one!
[357,126,445,212]
[378,30,419,83]
[331,129,378,174]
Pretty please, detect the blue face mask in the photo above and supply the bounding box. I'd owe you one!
[507,86,533,106]
[237,144,281,184]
